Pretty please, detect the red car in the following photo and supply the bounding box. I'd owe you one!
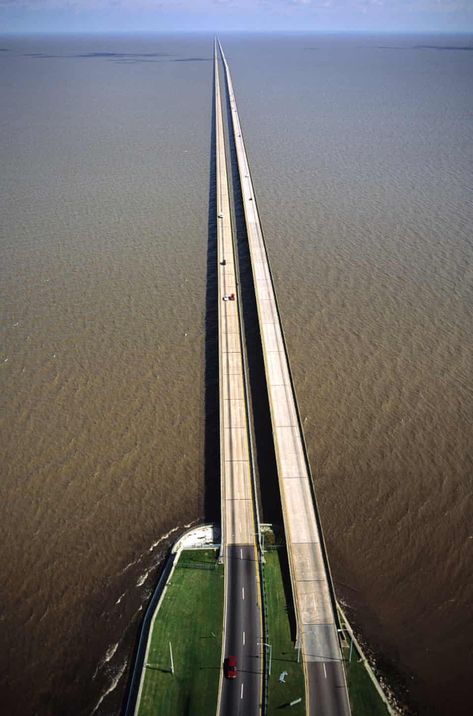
[225,655,238,679]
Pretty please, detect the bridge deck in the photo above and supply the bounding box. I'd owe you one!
[215,42,262,716]
[215,42,255,549]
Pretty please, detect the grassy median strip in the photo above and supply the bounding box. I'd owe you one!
[137,549,224,716]
[264,548,305,714]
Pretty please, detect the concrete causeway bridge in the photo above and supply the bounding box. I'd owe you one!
[216,39,351,716]
[214,40,263,716]
[127,38,353,716]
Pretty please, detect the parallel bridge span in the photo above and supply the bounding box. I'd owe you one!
[214,40,263,716]
[218,39,351,716]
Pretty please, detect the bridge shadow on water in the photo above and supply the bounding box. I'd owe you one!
[204,57,285,526]
[203,59,220,523]
[221,70,283,529]
[205,52,291,535]
[220,68,296,640]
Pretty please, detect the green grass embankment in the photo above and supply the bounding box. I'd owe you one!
[137,549,224,716]
[342,641,390,716]
[264,548,305,714]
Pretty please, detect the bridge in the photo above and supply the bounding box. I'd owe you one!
[214,40,263,716]
[216,40,351,716]
[128,38,352,716]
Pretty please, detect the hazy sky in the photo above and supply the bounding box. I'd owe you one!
[0,0,472,33]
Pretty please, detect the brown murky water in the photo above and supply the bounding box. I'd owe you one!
[1,33,472,715]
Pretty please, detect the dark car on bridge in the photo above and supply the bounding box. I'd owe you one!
[224,655,238,679]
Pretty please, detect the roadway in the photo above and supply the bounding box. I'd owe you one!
[214,40,263,716]
[219,545,262,716]
[218,40,351,716]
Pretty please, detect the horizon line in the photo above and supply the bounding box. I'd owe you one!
[1,29,472,36]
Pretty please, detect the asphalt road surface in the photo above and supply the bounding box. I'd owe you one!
[307,661,351,715]
[219,544,262,716]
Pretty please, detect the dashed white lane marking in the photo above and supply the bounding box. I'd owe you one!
[240,548,243,559]
[241,682,244,699]
[242,587,245,600]
[323,663,327,679]
[242,631,246,646]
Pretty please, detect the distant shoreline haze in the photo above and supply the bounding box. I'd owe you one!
[0,0,472,34]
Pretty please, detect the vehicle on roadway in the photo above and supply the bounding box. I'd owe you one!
[224,655,238,679]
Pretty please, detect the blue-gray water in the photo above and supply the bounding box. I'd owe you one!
[1,33,472,715]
